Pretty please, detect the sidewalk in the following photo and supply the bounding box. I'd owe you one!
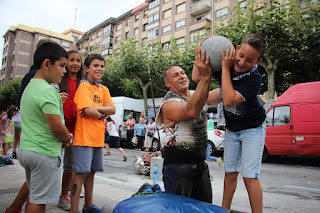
[0,150,165,213]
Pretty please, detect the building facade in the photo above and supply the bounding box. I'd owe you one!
[0,24,83,83]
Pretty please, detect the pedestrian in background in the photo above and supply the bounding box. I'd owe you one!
[144,117,156,152]
[135,118,146,150]
[125,113,135,149]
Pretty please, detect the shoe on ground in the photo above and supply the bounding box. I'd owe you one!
[131,183,153,197]
[4,208,22,213]
[58,195,71,211]
[217,157,222,166]
[12,152,17,159]
[123,156,127,161]
[151,183,163,193]
[82,204,101,213]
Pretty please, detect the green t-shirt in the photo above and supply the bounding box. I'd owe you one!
[19,79,65,157]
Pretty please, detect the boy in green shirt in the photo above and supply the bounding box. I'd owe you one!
[18,42,73,213]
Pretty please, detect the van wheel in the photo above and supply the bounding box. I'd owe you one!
[208,140,216,156]
[152,139,160,151]
[262,147,270,162]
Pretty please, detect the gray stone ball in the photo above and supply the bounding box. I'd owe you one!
[200,36,234,72]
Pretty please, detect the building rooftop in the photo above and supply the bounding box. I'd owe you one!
[5,24,74,42]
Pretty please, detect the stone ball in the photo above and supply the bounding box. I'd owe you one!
[200,36,234,72]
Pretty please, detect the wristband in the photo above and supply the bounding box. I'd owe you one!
[99,113,107,120]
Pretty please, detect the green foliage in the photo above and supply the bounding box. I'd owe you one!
[104,35,216,99]
[0,77,22,110]
[215,0,320,98]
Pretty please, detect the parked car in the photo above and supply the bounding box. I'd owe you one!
[263,81,320,162]
[207,120,225,156]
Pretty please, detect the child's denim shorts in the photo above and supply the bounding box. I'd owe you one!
[223,121,266,179]
[73,146,103,173]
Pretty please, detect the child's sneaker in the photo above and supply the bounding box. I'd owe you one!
[131,183,153,197]
[217,157,222,166]
[58,195,71,211]
[82,204,101,213]
[151,183,163,194]
[12,152,17,159]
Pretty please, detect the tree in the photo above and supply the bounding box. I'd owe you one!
[0,77,22,111]
[215,0,320,98]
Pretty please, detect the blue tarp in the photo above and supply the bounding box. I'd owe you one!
[113,193,228,213]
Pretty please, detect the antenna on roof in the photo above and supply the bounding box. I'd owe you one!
[74,9,77,29]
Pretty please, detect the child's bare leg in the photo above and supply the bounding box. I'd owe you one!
[222,172,238,211]
[3,143,10,155]
[84,172,95,208]
[61,171,74,197]
[6,181,29,213]
[70,173,87,212]
[244,177,263,213]
[25,197,45,213]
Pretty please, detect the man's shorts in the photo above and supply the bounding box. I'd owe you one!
[107,136,121,148]
[223,122,266,179]
[18,150,61,204]
[73,146,103,173]
[14,121,22,134]
[63,144,74,173]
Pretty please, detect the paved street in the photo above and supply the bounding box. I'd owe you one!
[1,149,320,212]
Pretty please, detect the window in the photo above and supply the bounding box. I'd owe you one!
[176,3,185,14]
[216,0,223,2]
[164,0,172,3]
[162,24,171,35]
[175,19,185,31]
[102,37,111,49]
[50,37,60,43]
[135,14,139,22]
[117,24,122,31]
[125,32,129,38]
[91,34,96,40]
[104,25,112,36]
[216,7,228,20]
[149,0,160,10]
[162,42,170,51]
[266,106,291,127]
[196,15,205,21]
[134,28,139,35]
[62,42,70,48]
[38,35,47,40]
[148,27,159,40]
[163,9,172,19]
[97,31,102,37]
[143,23,148,31]
[126,19,130,26]
[73,36,78,41]
[176,37,185,47]
[115,36,121,43]
[148,12,159,24]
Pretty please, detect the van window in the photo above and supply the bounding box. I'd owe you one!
[266,106,290,127]
[123,110,141,123]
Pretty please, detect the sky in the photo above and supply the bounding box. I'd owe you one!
[0,0,145,67]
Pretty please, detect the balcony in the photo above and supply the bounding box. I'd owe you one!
[190,0,212,16]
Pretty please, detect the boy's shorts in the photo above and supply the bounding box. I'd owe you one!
[14,121,22,134]
[223,121,266,179]
[63,144,74,173]
[18,150,61,204]
[107,136,121,148]
[73,146,103,173]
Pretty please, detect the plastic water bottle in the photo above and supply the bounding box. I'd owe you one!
[153,164,158,184]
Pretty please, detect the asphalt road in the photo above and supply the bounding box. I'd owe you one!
[101,149,320,213]
[1,149,319,212]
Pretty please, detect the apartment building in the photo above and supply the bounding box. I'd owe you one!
[77,0,243,57]
[0,24,83,84]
